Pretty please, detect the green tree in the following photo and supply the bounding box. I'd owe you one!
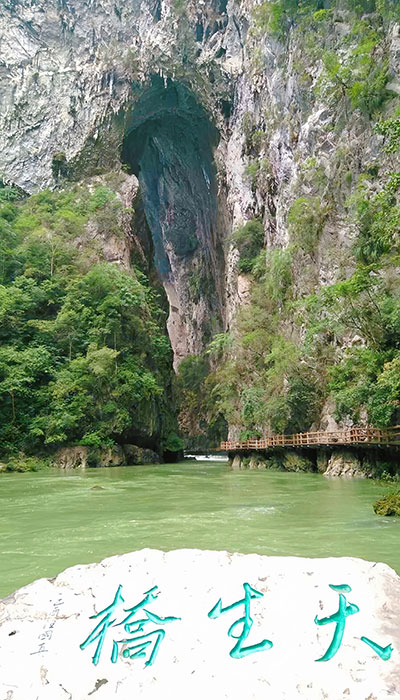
[0,184,176,458]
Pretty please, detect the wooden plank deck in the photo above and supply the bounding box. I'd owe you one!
[219,426,400,452]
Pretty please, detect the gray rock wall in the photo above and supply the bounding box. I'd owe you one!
[1,1,399,377]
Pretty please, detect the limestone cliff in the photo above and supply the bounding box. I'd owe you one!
[1,1,400,438]
[0,0,234,365]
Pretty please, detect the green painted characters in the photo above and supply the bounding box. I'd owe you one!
[315,584,393,662]
[80,580,393,667]
[80,584,180,666]
[208,582,273,659]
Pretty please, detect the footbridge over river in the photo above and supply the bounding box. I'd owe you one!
[219,426,400,452]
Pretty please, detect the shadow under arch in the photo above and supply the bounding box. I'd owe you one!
[122,75,220,279]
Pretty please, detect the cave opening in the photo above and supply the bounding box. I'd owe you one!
[121,75,223,365]
[122,75,219,280]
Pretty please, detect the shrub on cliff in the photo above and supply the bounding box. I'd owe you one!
[231,219,264,273]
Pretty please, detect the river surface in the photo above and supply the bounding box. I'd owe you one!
[1,460,399,597]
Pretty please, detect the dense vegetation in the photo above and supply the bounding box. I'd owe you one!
[0,180,177,464]
[176,2,400,446]
[373,490,400,516]
[254,0,400,40]
[3,2,400,460]
[176,354,227,450]
[208,120,400,436]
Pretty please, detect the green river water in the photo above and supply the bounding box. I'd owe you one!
[1,460,399,598]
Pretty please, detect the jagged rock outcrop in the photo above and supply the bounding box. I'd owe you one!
[79,171,140,268]
[323,451,368,479]
[52,444,160,468]
[123,444,160,464]
[231,454,242,470]
[52,446,89,470]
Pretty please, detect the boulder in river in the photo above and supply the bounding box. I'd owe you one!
[373,490,400,516]
[0,549,399,699]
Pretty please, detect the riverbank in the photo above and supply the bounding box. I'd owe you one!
[0,444,163,472]
[228,446,400,479]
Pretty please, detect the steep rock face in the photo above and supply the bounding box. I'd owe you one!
[1,1,399,378]
[76,170,139,268]
[122,76,224,365]
[0,0,234,193]
[0,0,235,362]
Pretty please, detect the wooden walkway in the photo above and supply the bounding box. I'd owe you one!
[219,426,400,452]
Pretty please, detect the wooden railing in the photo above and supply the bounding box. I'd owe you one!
[219,426,400,452]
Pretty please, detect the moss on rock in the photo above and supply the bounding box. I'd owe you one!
[3,455,50,472]
[373,491,400,516]
[283,452,315,472]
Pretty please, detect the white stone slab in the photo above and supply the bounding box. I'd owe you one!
[0,549,399,699]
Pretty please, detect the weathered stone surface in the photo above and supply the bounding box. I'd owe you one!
[240,456,250,470]
[52,444,159,469]
[0,549,399,699]
[76,171,139,270]
[123,445,160,465]
[52,446,89,469]
[92,446,126,468]
[324,451,372,479]
[52,446,125,469]
[0,0,232,194]
[248,454,258,470]
[231,454,242,470]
